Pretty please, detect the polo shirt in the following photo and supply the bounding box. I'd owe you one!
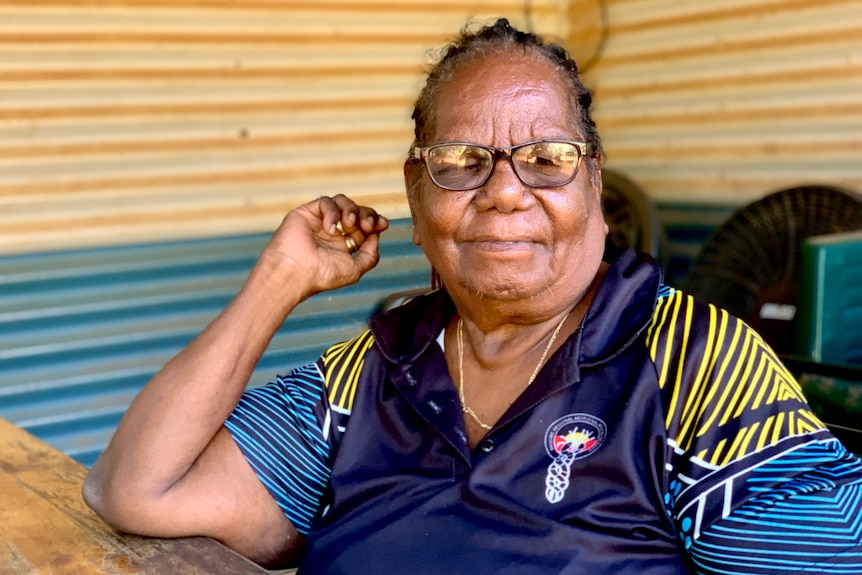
[225,249,862,574]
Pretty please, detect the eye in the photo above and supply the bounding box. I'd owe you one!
[533,154,558,167]
[520,143,576,172]
[459,148,489,171]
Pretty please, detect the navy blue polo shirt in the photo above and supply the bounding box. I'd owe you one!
[225,250,861,574]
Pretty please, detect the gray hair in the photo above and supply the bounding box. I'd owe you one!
[408,18,604,167]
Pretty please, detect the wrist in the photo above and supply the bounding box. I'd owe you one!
[240,252,308,320]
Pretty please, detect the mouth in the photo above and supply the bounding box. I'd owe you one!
[465,238,538,253]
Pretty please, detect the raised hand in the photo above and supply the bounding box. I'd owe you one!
[257,194,390,300]
[83,194,389,562]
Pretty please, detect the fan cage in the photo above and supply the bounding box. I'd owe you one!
[684,184,862,355]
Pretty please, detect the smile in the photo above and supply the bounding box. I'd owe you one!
[467,239,538,253]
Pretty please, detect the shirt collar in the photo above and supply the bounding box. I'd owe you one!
[369,249,662,368]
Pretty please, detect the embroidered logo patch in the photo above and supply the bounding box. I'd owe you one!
[543,413,607,504]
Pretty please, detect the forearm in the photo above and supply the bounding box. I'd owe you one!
[684,441,862,574]
[83,195,388,541]
[690,482,862,574]
[85,255,305,509]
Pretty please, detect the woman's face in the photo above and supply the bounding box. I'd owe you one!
[407,50,607,308]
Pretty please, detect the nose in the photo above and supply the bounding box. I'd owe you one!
[474,157,534,213]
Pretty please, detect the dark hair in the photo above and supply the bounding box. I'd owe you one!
[409,18,604,164]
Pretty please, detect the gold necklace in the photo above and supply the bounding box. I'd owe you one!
[456,312,569,431]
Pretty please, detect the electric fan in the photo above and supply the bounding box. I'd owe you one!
[684,184,862,355]
[601,168,668,271]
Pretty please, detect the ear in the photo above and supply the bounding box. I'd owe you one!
[404,159,422,193]
[589,161,608,235]
[590,156,603,196]
[404,160,423,246]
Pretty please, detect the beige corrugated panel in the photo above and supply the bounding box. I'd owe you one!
[0,0,569,255]
[576,0,862,204]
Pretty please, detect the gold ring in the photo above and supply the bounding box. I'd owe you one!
[344,236,358,254]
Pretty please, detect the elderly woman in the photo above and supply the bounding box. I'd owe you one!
[85,19,861,575]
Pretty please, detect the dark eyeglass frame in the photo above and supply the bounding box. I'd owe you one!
[411,139,591,191]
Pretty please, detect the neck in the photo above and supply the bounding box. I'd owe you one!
[447,263,606,368]
[448,263,607,331]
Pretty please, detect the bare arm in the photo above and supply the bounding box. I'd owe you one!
[83,195,388,566]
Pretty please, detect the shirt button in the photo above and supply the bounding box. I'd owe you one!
[480,439,495,452]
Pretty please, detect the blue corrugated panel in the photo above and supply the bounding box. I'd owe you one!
[0,218,430,467]
[656,202,737,286]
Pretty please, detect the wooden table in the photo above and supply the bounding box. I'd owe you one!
[0,417,284,575]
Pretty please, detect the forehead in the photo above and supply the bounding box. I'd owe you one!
[432,48,577,142]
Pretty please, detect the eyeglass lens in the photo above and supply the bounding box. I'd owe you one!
[425,142,581,190]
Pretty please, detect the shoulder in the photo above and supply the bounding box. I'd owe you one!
[320,329,377,414]
[645,286,768,376]
[646,286,825,461]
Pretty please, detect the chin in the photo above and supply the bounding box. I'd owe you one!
[454,276,552,302]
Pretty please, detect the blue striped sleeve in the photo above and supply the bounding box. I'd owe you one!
[224,363,334,534]
[688,441,862,574]
[649,289,862,571]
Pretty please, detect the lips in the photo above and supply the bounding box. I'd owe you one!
[458,223,547,250]
[463,238,539,254]
[471,239,533,245]
[465,232,539,244]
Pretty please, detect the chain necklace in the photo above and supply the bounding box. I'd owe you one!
[456,312,569,431]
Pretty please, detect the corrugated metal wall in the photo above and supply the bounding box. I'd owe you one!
[581,0,862,206]
[0,219,430,466]
[0,0,569,256]
[6,0,862,463]
[5,1,861,258]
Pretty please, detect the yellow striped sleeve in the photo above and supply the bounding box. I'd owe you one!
[321,329,375,412]
[647,291,827,466]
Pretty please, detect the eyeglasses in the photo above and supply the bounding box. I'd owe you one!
[411,140,590,191]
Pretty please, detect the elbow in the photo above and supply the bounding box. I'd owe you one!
[82,467,107,517]
[82,464,143,534]
[220,525,306,569]
[82,467,126,531]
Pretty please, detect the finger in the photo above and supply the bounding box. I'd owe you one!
[342,233,359,255]
[312,195,385,257]
[355,205,389,235]
[309,196,343,235]
[329,194,387,236]
[332,194,360,232]
[331,197,386,252]
[350,233,382,271]
[332,214,363,252]
[375,214,389,232]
